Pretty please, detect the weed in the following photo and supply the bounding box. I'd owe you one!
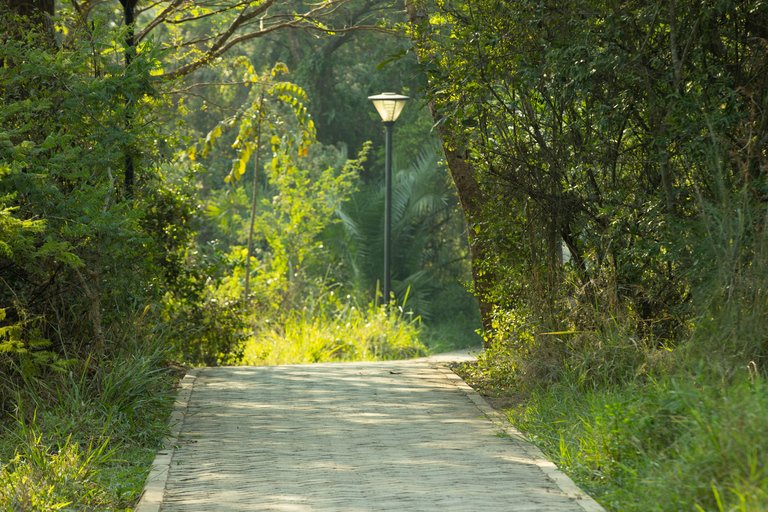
[501,366,768,511]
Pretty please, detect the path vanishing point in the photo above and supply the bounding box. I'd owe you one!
[136,350,605,512]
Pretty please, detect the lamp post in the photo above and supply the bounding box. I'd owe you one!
[368,92,409,304]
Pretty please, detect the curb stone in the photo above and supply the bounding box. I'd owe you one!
[134,368,198,512]
[434,364,605,512]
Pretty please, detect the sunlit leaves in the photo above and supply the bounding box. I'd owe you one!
[0,17,171,359]
[195,61,316,185]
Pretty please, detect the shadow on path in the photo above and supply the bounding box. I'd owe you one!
[143,350,603,511]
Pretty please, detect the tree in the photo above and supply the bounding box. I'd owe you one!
[0,14,181,360]
[49,0,393,81]
[194,59,360,309]
[330,143,468,319]
[404,0,768,352]
[4,0,53,25]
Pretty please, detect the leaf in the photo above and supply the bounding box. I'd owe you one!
[271,62,289,76]
[55,251,84,268]
[41,135,57,150]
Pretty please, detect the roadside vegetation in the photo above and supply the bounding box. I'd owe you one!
[0,2,476,509]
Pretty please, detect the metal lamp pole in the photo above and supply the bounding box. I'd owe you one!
[368,93,409,304]
[383,120,394,304]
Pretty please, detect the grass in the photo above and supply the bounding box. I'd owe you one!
[456,345,768,512]
[0,338,178,511]
[243,299,428,365]
[510,368,768,511]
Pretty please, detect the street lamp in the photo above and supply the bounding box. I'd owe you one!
[368,92,409,304]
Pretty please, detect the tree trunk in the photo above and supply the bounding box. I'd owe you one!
[405,0,497,344]
[245,94,266,301]
[119,0,137,196]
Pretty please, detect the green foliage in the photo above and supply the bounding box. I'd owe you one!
[331,143,460,315]
[684,172,768,369]
[258,137,360,290]
[454,145,768,508]
[456,163,768,508]
[192,61,358,309]
[164,285,249,367]
[162,0,430,173]
[0,331,176,511]
[195,60,315,185]
[0,13,178,368]
[1,425,115,511]
[0,11,197,509]
[413,0,768,374]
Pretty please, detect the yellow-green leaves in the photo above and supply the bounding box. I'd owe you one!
[271,62,289,77]
[233,55,256,79]
[194,58,317,186]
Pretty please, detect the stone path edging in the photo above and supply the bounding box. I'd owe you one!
[135,368,199,512]
[433,366,604,512]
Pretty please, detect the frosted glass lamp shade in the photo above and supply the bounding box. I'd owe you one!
[368,93,409,122]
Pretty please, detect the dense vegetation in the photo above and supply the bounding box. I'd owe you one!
[1,0,767,509]
[408,0,768,509]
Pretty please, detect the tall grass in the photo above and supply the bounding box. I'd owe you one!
[244,297,426,365]
[685,177,768,372]
[1,415,115,510]
[0,335,177,510]
[506,368,768,511]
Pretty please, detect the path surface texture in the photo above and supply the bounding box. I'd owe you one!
[138,350,604,512]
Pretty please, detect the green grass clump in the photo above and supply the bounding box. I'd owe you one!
[244,299,427,365]
[503,366,768,511]
[0,338,177,511]
[1,420,115,510]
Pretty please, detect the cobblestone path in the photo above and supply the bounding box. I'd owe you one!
[138,353,604,511]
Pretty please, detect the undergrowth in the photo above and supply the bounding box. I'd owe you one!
[0,337,177,511]
[244,297,427,365]
[454,167,768,511]
[455,336,768,512]
[506,365,768,511]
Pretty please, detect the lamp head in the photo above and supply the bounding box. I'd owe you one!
[368,92,409,123]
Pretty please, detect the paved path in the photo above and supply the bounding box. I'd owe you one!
[138,351,604,511]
